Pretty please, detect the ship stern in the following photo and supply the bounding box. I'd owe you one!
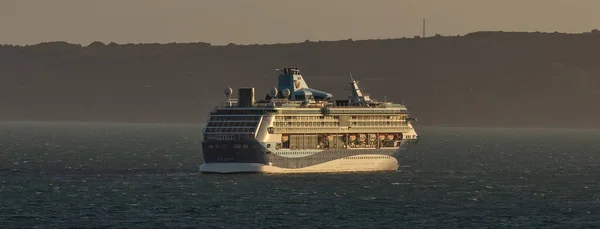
[199,141,269,174]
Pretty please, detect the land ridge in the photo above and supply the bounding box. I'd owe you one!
[1,30,599,127]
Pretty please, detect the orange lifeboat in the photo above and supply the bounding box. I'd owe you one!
[349,135,357,141]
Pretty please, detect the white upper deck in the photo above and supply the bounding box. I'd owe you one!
[217,68,410,114]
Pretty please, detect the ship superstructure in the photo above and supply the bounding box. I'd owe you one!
[200,68,420,173]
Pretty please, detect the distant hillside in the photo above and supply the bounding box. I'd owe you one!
[1,31,600,128]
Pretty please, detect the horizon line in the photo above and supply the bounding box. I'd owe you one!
[2,29,599,47]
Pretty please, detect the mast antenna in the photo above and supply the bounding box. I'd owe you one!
[422,18,426,38]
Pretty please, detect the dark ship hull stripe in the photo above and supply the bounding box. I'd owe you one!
[202,138,419,169]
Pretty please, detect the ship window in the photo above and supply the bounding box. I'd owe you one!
[243,144,248,148]
[234,144,241,148]
[208,144,213,148]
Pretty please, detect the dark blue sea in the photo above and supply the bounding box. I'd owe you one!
[1,121,600,228]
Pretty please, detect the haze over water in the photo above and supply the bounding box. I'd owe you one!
[1,122,599,228]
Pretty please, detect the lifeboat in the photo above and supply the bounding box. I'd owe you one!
[378,134,386,140]
[368,134,377,141]
[359,134,367,142]
[386,134,394,141]
[327,135,334,141]
[281,135,289,142]
[349,135,357,141]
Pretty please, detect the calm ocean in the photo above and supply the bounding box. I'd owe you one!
[1,122,599,228]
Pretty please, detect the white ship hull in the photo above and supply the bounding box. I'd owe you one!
[199,154,398,174]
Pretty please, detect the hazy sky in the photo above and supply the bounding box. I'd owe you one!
[1,0,599,45]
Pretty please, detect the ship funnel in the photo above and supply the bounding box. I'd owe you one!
[237,87,255,107]
[275,67,332,101]
[277,68,308,92]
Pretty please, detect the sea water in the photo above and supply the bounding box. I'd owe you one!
[1,122,599,228]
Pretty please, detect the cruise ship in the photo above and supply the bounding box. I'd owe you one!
[200,68,420,173]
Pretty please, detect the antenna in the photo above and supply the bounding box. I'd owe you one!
[422,18,426,38]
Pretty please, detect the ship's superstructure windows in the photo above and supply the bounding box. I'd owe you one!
[348,115,407,127]
[273,116,340,127]
[272,115,407,127]
[204,115,261,133]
